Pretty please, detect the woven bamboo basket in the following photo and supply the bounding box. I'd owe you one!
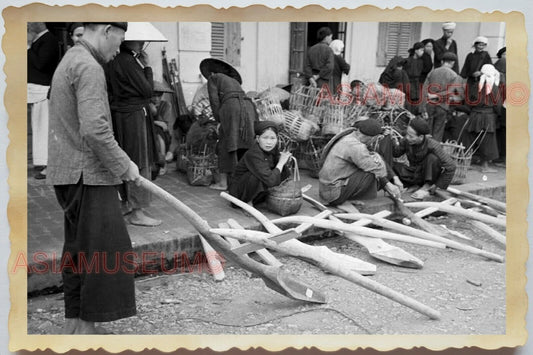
[283,110,319,142]
[277,129,299,153]
[322,104,350,135]
[266,156,303,216]
[289,85,326,121]
[186,152,218,186]
[254,94,284,125]
[441,140,472,185]
[300,135,331,178]
[192,97,214,121]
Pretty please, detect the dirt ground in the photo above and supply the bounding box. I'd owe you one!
[27,211,506,336]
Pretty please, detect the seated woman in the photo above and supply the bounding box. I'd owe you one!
[229,121,292,206]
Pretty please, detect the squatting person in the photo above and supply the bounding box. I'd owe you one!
[318,119,402,209]
[391,117,457,199]
[229,121,292,206]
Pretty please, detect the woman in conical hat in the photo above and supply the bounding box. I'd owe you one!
[105,23,167,227]
[199,58,257,191]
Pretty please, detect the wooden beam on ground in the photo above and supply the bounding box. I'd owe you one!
[404,202,506,228]
[226,219,283,267]
[220,192,441,320]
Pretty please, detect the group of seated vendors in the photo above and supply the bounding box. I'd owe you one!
[229,117,456,211]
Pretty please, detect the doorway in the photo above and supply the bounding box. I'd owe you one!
[289,22,347,86]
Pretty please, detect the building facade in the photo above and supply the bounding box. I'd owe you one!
[146,22,506,107]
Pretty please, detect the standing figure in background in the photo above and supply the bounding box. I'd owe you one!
[329,39,351,96]
[106,39,162,227]
[201,58,258,191]
[403,42,425,114]
[420,52,464,142]
[433,22,459,73]
[494,47,506,165]
[304,27,334,90]
[464,64,502,173]
[461,36,493,104]
[378,56,409,93]
[420,38,434,84]
[27,22,60,179]
[67,22,84,48]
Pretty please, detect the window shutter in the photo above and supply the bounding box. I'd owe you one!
[210,22,225,59]
[377,22,421,66]
[289,22,307,75]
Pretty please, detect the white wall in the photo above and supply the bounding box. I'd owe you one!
[345,22,382,84]
[239,22,291,93]
[148,22,291,106]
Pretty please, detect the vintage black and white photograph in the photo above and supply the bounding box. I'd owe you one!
[23,19,510,338]
[6,0,528,349]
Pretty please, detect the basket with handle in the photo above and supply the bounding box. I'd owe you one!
[266,156,303,216]
[440,140,472,185]
[254,93,284,125]
[283,110,319,142]
[186,145,218,186]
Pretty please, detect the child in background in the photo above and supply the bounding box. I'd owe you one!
[149,80,175,175]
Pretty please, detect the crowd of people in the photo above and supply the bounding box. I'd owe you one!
[28,21,506,334]
[302,23,506,173]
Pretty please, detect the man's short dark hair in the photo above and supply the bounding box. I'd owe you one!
[83,22,128,31]
[350,79,365,90]
[317,27,333,41]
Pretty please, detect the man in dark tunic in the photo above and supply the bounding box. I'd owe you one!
[460,36,493,106]
[304,27,334,90]
[27,22,60,179]
[392,118,456,199]
[433,22,459,74]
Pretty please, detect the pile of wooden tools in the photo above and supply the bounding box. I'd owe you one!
[140,177,505,322]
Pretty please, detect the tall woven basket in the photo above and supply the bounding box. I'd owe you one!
[289,85,326,122]
[266,156,303,216]
[441,140,472,185]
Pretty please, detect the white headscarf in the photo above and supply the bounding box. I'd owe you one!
[329,39,345,56]
[442,22,456,30]
[473,36,489,46]
[479,64,500,94]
